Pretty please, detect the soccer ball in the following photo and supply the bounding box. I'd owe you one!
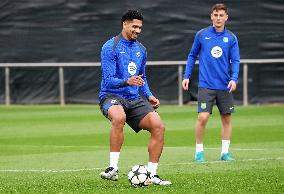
[128,165,151,187]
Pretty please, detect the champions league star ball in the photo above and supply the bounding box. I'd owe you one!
[128,165,152,187]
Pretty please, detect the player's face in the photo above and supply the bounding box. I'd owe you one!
[211,10,228,31]
[122,19,142,40]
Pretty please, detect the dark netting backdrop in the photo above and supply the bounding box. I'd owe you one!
[0,0,283,104]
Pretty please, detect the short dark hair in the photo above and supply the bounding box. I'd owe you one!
[211,3,228,14]
[121,10,143,24]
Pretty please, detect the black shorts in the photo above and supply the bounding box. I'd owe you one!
[197,88,235,114]
[99,94,155,133]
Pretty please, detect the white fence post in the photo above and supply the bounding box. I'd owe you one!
[178,64,183,106]
[59,67,65,106]
[5,67,10,106]
[243,63,248,106]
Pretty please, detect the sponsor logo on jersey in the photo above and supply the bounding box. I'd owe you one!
[128,62,137,75]
[211,46,223,58]
[205,37,211,40]
[223,37,228,43]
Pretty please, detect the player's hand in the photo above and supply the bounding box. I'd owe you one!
[227,80,237,93]
[182,79,190,90]
[127,74,145,86]
[148,96,160,109]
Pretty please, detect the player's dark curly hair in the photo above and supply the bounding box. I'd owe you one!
[121,10,143,24]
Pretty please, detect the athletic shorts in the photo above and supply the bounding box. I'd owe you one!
[197,88,235,114]
[99,94,155,133]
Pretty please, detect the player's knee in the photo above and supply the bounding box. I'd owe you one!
[157,122,165,133]
[152,121,165,138]
[197,114,209,125]
[111,115,126,128]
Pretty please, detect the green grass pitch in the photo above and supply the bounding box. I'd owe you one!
[0,105,283,193]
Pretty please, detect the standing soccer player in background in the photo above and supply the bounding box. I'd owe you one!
[99,9,171,185]
[182,3,240,162]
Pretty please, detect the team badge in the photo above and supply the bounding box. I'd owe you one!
[201,103,207,109]
[128,62,137,75]
[223,37,228,43]
[211,46,223,58]
[111,99,117,104]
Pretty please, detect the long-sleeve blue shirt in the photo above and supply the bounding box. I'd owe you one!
[184,26,240,90]
[99,35,153,100]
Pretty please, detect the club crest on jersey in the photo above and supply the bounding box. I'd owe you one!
[211,46,223,58]
[128,62,137,75]
[136,51,140,57]
[223,37,228,43]
[201,103,207,109]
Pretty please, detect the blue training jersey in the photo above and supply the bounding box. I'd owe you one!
[184,26,240,90]
[99,35,153,100]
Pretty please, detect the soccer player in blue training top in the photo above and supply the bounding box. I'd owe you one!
[182,3,240,162]
[99,9,171,186]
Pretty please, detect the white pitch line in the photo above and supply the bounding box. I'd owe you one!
[0,157,283,173]
[164,147,284,151]
[3,145,283,151]
[164,157,284,166]
[0,167,105,173]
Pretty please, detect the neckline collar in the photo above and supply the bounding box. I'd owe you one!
[119,33,136,44]
[209,25,226,34]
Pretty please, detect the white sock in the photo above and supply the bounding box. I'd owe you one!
[196,144,204,153]
[221,140,230,154]
[109,152,120,171]
[147,162,158,176]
